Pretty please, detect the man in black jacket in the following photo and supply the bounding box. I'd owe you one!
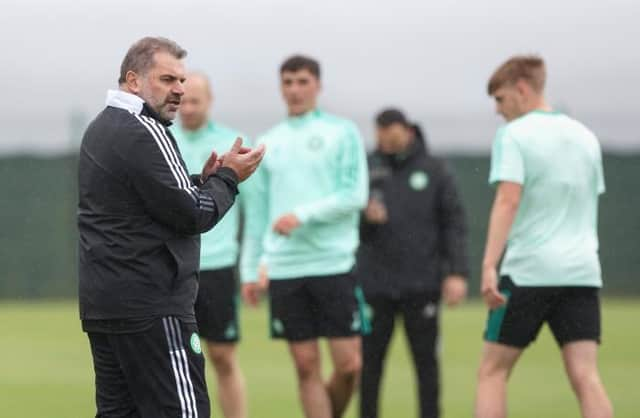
[357,109,469,418]
[78,37,264,417]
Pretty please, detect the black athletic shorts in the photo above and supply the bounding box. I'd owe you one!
[194,268,240,343]
[484,276,601,348]
[88,316,209,418]
[268,271,371,341]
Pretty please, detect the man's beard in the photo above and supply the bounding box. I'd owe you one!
[156,95,181,121]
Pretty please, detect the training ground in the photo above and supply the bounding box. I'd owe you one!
[1,300,636,417]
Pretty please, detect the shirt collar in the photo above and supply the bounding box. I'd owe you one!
[287,108,321,126]
[105,89,145,114]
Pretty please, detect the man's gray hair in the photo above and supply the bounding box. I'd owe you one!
[118,37,187,84]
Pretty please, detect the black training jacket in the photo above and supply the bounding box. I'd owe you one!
[356,135,470,297]
[78,90,238,327]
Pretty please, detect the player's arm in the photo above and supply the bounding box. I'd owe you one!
[289,123,369,226]
[482,129,525,308]
[123,123,239,236]
[438,164,470,306]
[239,156,270,306]
[481,181,522,300]
[361,154,390,227]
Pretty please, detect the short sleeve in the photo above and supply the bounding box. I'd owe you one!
[489,127,525,185]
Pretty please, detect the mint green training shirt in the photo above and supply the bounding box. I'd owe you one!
[240,109,368,283]
[489,110,605,287]
[171,120,245,271]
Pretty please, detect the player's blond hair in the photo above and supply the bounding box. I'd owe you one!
[487,55,546,95]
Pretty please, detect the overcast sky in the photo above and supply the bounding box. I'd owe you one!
[1,0,638,155]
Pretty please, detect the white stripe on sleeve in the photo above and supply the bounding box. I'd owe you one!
[134,115,197,201]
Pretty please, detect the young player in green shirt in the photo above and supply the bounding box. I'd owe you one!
[475,55,613,418]
[240,55,368,418]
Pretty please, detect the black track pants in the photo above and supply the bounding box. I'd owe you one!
[360,292,440,418]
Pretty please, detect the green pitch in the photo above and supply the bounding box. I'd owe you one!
[0,300,636,417]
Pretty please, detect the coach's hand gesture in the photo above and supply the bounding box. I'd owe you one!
[200,150,222,182]
[222,137,266,182]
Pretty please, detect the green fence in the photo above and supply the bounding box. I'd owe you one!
[1,153,638,299]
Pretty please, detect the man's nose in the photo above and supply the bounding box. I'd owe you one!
[173,81,185,96]
[288,83,300,94]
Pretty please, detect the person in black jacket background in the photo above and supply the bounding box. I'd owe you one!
[357,109,469,418]
[78,37,264,417]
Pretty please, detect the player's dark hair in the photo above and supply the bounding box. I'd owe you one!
[280,55,321,79]
[376,108,428,153]
[119,37,187,84]
[376,108,409,128]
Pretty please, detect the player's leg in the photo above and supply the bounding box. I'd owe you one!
[196,269,246,418]
[561,342,613,418]
[87,333,139,417]
[310,272,364,417]
[359,294,396,418]
[401,291,440,418]
[206,342,246,418]
[548,287,612,418]
[475,342,522,418]
[289,339,333,418]
[326,336,362,417]
[111,317,210,418]
[270,278,331,418]
[475,276,547,418]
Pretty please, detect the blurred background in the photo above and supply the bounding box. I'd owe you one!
[1,0,638,298]
[0,0,638,416]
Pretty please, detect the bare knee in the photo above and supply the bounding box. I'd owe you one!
[208,344,236,377]
[567,366,601,395]
[477,343,521,383]
[293,350,322,382]
[562,341,604,396]
[477,357,512,383]
[334,351,362,382]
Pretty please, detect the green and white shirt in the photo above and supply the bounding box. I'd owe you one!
[171,120,246,271]
[240,109,368,283]
[489,110,605,287]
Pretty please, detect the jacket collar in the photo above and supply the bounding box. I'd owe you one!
[105,89,172,127]
[105,89,144,114]
[394,137,422,163]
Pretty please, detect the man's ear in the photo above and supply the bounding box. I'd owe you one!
[515,79,530,97]
[125,71,141,94]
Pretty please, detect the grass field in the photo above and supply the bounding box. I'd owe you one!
[0,299,636,418]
